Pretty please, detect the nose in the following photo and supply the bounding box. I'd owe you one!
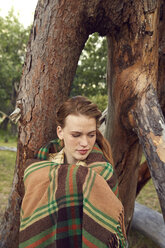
[80,135,88,147]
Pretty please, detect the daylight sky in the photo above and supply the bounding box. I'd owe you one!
[0,0,38,27]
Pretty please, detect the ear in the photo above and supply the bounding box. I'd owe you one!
[57,126,64,140]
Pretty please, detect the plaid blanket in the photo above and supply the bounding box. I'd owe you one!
[19,141,126,248]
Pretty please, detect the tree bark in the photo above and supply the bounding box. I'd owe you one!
[158,1,165,115]
[136,161,151,196]
[132,85,165,221]
[105,0,161,230]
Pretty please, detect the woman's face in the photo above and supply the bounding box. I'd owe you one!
[57,114,96,164]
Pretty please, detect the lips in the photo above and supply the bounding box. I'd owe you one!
[77,150,89,155]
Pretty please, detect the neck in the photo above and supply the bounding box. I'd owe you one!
[63,148,77,164]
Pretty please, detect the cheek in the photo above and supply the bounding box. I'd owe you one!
[64,137,77,148]
[89,137,96,146]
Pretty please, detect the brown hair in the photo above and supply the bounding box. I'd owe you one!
[56,96,113,165]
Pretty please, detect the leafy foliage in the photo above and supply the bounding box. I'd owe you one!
[0,9,30,114]
[70,33,108,100]
[88,94,108,112]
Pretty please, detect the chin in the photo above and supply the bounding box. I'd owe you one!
[77,153,89,161]
[74,150,91,162]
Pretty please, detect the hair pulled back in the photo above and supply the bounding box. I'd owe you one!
[56,96,101,128]
[56,96,113,165]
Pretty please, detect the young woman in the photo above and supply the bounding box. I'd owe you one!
[19,96,126,248]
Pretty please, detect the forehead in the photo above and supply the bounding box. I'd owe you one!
[64,114,96,131]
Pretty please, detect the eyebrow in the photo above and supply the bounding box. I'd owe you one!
[70,130,96,134]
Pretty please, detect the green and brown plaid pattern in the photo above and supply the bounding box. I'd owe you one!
[37,139,63,160]
[19,142,126,247]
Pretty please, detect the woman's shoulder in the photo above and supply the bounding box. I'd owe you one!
[24,158,53,172]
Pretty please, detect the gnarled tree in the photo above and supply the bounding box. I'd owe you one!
[0,0,165,247]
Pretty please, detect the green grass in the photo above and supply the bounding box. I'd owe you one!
[0,130,17,219]
[0,133,161,247]
[129,179,161,248]
[128,230,160,248]
[136,179,161,213]
[128,155,161,247]
[0,128,17,147]
[0,150,16,220]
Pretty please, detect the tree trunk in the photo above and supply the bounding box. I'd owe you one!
[0,0,165,246]
[132,202,165,248]
[158,1,165,110]
[0,117,9,131]
[135,0,165,198]
[132,85,165,221]
[0,0,89,246]
[136,161,151,196]
[105,0,162,230]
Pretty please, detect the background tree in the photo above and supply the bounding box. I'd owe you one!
[71,33,107,100]
[71,32,108,111]
[0,9,30,120]
[0,0,165,247]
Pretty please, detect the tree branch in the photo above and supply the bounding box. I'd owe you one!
[133,84,165,221]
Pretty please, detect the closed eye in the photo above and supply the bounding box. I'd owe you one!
[88,131,96,138]
[88,134,95,137]
[71,132,81,137]
[72,134,80,137]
